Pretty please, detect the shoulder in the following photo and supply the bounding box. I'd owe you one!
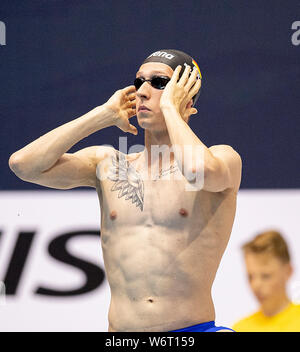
[209,144,242,192]
[289,303,300,315]
[93,145,117,162]
[209,144,242,164]
[289,304,300,325]
[232,311,260,331]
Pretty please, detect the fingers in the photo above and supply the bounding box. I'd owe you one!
[121,120,137,135]
[128,124,138,135]
[174,65,201,95]
[185,66,199,90]
[178,65,191,87]
[187,77,201,100]
[183,74,201,105]
[128,92,136,101]
[128,108,136,119]
[170,65,182,83]
[123,85,136,95]
[125,99,136,119]
[120,124,138,135]
[125,100,136,115]
[126,99,136,107]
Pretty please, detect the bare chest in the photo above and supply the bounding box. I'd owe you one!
[96,152,233,231]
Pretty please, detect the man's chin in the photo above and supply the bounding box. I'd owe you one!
[137,120,152,130]
[137,111,151,121]
[137,113,166,132]
[137,115,153,129]
[137,119,160,132]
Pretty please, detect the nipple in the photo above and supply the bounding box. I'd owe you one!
[179,208,188,217]
[110,210,117,220]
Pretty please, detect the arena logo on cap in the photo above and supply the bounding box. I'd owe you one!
[147,51,174,60]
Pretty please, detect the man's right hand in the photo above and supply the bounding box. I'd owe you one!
[104,85,138,135]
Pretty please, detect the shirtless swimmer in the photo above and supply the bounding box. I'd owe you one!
[9,49,242,332]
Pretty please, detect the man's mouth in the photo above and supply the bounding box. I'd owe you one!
[138,105,151,112]
[256,293,266,302]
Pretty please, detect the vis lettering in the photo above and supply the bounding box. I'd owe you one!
[1,230,105,296]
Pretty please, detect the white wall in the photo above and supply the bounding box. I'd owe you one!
[0,190,299,331]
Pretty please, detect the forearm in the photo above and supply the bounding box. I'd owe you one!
[9,104,115,177]
[161,105,216,180]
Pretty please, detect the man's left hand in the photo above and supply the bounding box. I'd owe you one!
[160,65,201,120]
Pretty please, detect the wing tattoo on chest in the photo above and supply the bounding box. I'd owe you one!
[108,152,144,211]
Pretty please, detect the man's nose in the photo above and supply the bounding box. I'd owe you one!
[251,278,262,291]
[136,82,151,100]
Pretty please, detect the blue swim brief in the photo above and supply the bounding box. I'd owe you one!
[170,321,235,332]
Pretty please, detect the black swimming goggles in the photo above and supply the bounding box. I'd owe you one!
[134,75,171,90]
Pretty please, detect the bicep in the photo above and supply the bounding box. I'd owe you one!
[26,146,99,189]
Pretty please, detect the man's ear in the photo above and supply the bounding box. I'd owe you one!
[184,100,197,120]
[186,99,193,109]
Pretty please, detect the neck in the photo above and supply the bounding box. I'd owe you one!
[260,293,291,317]
[143,129,174,165]
[134,129,175,179]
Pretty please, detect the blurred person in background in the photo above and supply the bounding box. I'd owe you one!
[232,230,300,332]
